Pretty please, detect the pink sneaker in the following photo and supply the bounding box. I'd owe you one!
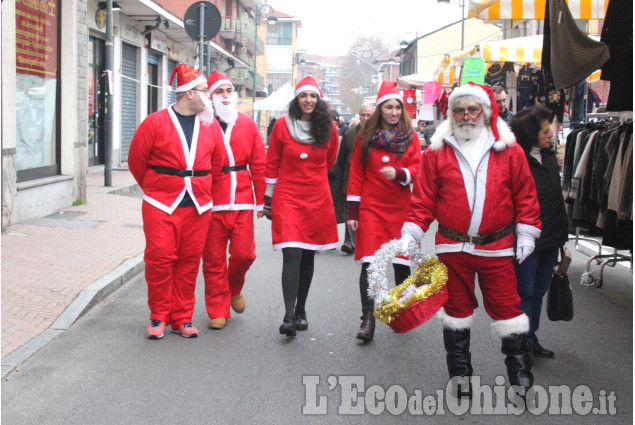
[147,319,165,339]
[172,322,198,338]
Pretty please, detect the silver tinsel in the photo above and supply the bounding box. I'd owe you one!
[367,238,430,304]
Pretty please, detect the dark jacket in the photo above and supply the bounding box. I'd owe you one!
[500,109,515,126]
[329,124,361,223]
[527,149,569,252]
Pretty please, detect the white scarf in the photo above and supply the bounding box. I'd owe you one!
[285,116,314,144]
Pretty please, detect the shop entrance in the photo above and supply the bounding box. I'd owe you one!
[88,36,105,166]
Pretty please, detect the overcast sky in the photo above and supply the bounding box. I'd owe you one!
[267,0,465,55]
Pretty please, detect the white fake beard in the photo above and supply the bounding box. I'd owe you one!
[212,92,239,125]
[198,94,215,127]
[453,117,486,142]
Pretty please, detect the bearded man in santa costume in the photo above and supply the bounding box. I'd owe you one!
[128,63,224,340]
[202,71,266,330]
[400,82,542,398]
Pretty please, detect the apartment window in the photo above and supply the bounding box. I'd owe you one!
[267,22,292,45]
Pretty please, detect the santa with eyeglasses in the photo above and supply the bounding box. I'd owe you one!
[399,82,542,399]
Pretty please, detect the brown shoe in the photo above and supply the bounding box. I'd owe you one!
[231,294,246,314]
[208,317,227,330]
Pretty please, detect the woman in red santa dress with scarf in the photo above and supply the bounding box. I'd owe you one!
[264,76,339,338]
[346,81,422,342]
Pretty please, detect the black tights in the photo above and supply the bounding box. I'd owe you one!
[281,248,315,316]
[359,262,410,312]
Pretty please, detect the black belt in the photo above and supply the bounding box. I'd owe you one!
[150,166,209,177]
[438,224,512,245]
[221,165,248,174]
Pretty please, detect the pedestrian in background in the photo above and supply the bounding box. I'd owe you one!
[336,103,373,255]
[264,76,340,338]
[128,64,224,339]
[493,85,515,126]
[202,71,267,331]
[347,82,421,342]
[510,105,568,361]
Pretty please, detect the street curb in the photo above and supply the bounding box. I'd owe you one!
[1,253,145,379]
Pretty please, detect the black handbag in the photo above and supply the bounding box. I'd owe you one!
[547,271,574,321]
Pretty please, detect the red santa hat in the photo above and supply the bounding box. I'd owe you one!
[448,81,501,141]
[207,71,234,94]
[169,63,207,93]
[376,81,402,105]
[294,76,323,98]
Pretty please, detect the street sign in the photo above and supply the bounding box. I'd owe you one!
[183,1,221,41]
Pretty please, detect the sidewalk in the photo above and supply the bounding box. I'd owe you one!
[1,168,146,376]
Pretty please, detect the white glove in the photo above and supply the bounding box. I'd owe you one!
[399,235,415,254]
[515,234,535,264]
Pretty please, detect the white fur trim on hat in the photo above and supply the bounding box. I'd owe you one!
[436,308,475,330]
[448,84,491,109]
[175,75,207,93]
[376,93,402,106]
[294,85,321,98]
[491,314,530,338]
[208,79,233,94]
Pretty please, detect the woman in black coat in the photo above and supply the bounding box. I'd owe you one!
[510,105,568,360]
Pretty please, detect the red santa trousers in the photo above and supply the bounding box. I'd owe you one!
[437,252,523,321]
[202,210,256,319]
[142,202,211,328]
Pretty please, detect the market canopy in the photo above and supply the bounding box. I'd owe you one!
[396,72,436,88]
[468,0,610,20]
[444,34,600,64]
[433,34,602,84]
[253,83,294,111]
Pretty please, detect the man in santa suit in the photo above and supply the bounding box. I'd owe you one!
[400,82,542,398]
[202,71,266,330]
[128,63,224,340]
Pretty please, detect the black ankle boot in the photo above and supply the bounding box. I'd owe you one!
[443,328,473,398]
[501,333,533,397]
[294,309,308,330]
[279,314,296,337]
[356,311,375,341]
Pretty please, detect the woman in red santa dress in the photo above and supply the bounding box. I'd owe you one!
[346,81,422,342]
[264,76,339,338]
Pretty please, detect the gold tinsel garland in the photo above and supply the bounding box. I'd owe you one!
[374,257,448,324]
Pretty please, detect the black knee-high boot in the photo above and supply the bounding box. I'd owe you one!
[501,333,533,396]
[443,328,473,398]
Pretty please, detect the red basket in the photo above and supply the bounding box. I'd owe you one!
[387,285,448,333]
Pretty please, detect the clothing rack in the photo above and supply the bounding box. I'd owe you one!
[563,115,633,287]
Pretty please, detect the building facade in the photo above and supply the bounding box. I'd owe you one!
[1,0,280,227]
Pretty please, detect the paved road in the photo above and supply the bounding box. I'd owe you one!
[2,219,632,424]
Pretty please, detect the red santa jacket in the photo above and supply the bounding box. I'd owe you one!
[347,130,421,264]
[211,112,266,212]
[128,107,224,214]
[403,117,541,256]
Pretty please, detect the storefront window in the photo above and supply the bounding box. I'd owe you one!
[15,0,59,179]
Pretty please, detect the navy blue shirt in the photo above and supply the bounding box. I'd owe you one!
[173,107,196,207]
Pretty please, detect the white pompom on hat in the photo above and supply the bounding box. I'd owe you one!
[169,63,207,93]
[376,81,402,105]
[207,71,234,94]
[294,75,323,98]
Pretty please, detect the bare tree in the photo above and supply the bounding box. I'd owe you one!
[339,36,391,115]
